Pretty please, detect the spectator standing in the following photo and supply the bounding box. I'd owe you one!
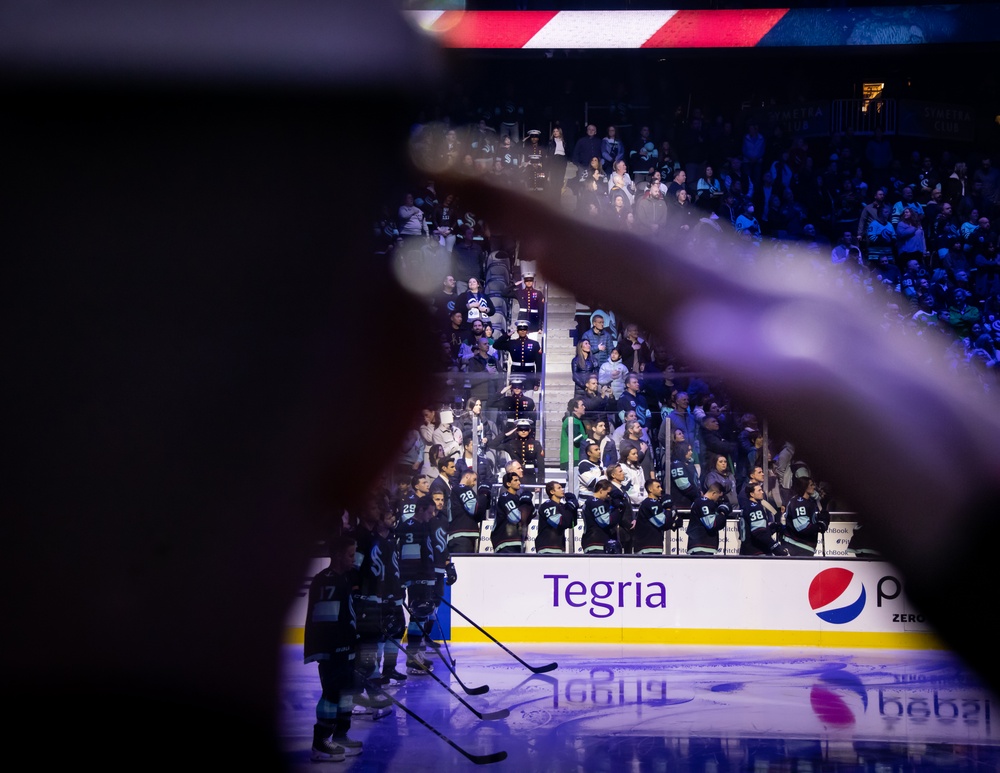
[742,123,766,189]
[571,340,599,394]
[560,398,588,468]
[601,126,624,176]
[581,313,614,368]
[572,124,601,173]
[599,347,630,399]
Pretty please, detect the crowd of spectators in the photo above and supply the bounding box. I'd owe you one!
[374,91,999,553]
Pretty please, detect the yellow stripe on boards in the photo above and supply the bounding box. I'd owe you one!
[447,627,946,650]
[283,625,945,650]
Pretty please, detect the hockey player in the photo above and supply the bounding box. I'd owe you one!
[491,471,527,553]
[781,477,830,556]
[738,481,788,556]
[633,478,674,555]
[424,490,457,656]
[448,470,491,553]
[397,474,430,523]
[576,440,605,499]
[490,472,523,553]
[348,503,394,712]
[375,509,408,686]
[397,497,438,674]
[535,481,577,554]
[669,442,701,514]
[686,482,730,555]
[304,535,364,761]
[581,479,619,553]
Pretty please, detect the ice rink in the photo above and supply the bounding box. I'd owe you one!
[279,642,998,771]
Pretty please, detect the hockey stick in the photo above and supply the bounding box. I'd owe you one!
[436,622,458,667]
[405,603,490,695]
[431,615,465,674]
[388,637,508,721]
[424,640,491,697]
[359,675,508,766]
[438,597,557,674]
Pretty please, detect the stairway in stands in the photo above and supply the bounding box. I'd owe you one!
[539,277,584,483]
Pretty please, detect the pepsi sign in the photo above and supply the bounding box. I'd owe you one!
[809,568,867,624]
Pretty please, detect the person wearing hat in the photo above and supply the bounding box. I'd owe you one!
[513,273,545,333]
[489,417,543,485]
[494,317,542,371]
[521,129,547,192]
[488,374,536,426]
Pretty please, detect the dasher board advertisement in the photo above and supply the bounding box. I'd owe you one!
[450,555,941,649]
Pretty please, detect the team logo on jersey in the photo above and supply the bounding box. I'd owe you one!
[809,568,866,624]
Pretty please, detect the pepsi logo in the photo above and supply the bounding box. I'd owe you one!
[809,568,866,624]
[810,685,855,726]
[810,668,868,727]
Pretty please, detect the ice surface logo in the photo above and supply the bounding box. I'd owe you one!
[809,568,866,624]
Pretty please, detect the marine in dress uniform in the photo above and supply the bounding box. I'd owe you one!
[514,272,544,332]
[494,319,542,373]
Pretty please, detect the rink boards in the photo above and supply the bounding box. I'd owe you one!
[447,554,941,649]
[287,555,942,650]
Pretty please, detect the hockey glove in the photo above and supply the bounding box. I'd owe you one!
[446,562,458,586]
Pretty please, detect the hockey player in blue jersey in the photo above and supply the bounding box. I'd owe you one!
[535,481,577,554]
[686,482,730,556]
[304,535,364,761]
[633,479,674,555]
[738,481,787,556]
[581,480,619,553]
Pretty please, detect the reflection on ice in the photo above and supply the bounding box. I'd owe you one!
[280,644,997,771]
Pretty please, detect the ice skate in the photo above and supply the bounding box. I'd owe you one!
[310,737,346,763]
[330,734,363,757]
[406,650,434,675]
